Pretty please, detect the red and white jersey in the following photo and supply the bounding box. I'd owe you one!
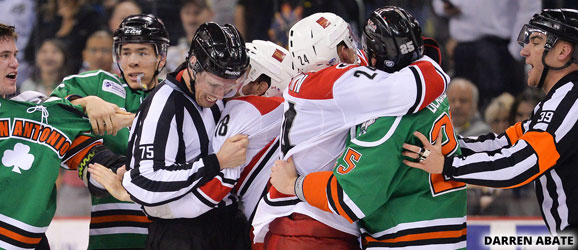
[355,48,369,66]
[144,96,283,220]
[252,55,449,242]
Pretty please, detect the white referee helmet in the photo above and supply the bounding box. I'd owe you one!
[238,40,297,97]
[288,12,357,73]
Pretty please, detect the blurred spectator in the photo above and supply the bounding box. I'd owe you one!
[484,92,514,134]
[447,78,492,137]
[211,0,236,25]
[510,88,544,124]
[0,0,36,88]
[81,30,114,73]
[20,39,72,96]
[25,0,105,73]
[432,0,541,108]
[235,0,361,46]
[135,0,182,45]
[108,0,142,32]
[163,0,213,74]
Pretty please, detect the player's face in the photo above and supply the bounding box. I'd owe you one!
[194,71,237,108]
[118,43,164,90]
[0,38,18,97]
[520,31,547,88]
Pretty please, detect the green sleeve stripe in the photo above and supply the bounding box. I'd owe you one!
[351,116,402,147]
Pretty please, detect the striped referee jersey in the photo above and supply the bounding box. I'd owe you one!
[443,71,578,234]
[122,70,222,208]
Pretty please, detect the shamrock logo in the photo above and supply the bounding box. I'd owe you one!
[2,143,34,174]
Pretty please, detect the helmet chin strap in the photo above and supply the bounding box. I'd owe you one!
[537,48,573,89]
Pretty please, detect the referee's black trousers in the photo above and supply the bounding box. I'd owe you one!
[145,204,251,250]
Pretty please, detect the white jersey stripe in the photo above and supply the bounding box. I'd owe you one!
[551,169,569,231]
[361,216,466,238]
[0,213,47,233]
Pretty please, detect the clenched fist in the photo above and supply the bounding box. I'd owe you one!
[216,134,249,169]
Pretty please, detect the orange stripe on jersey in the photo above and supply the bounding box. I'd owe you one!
[363,228,467,244]
[302,171,333,214]
[327,175,354,223]
[64,135,101,170]
[0,227,42,245]
[232,96,283,115]
[288,64,359,100]
[410,60,445,110]
[91,215,151,224]
[199,177,234,202]
[505,122,524,145]
[506,131,560,188]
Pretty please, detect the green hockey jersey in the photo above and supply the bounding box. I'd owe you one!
[52,70,152,249]
[0,98,98,250]
[302,93,467,249]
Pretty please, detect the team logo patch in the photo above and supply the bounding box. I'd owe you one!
[2,143,34,174]
[272,49,286,63]
[102,80,126,99]
[316,17,331,28]
[358,118,376,136]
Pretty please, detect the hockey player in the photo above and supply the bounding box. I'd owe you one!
[50,14,169,249]
[270,7,467,249]
[119,22,250,249]
[404,8,578,236]
[0,24,126,250]
[252,9,457,249]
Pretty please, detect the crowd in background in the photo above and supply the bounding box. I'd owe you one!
[1,0,577,218]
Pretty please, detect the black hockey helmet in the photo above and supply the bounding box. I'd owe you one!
[517,8,578,88]
[362,6,424,73]
[113,14,170,61]
[187,22,249,79]
[518,8,578,63]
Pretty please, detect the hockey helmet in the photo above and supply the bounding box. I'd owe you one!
[288,12,358,73]
[188,22,249,80]
[362,6,424,73]
[113,14,170,62]
[238,40,297,97]
[517,8,578,63]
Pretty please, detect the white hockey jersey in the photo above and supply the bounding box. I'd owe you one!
[252,55,450,242]
[143,96,283,220]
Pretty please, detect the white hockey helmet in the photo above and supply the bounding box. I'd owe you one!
[288,12,357,73]
[239,40,297,97]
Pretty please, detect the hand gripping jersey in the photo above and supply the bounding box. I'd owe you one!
[444,71,578,235]
[300,94,467,249]
[252,55,449,242]
[51,70,151,249]
[142,96,283,222]
[0,98,100,250]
